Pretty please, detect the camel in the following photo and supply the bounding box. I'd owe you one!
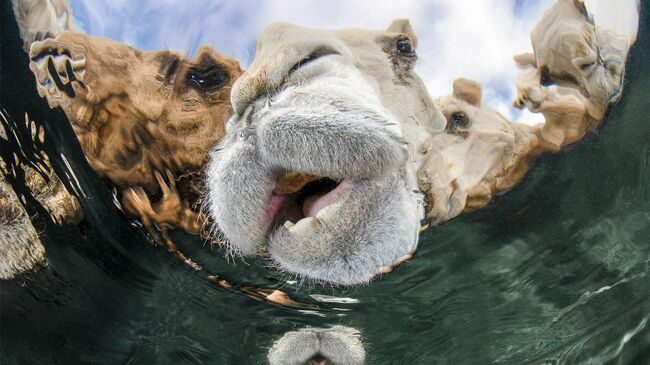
[3,0,243,276]
[513,0,633,150]
[28,32,243,239]
[16,0,243,238]
[1,0,83,279]
[419,78,541,223]
[420,0,635,224]
[205,0,636,285]
[206,19,443,285]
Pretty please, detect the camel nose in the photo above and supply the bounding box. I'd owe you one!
[230,24,344,117]
[230,44,295,116]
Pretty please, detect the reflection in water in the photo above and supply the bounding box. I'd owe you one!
[0,112,83,225]
[268,326,365,365]
[0,0,648,364]
[0,109,82,278]
[0,164,44,279]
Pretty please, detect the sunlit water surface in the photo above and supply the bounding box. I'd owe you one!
[1,2,648,364]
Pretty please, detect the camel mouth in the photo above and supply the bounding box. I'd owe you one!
[266,172,351,232]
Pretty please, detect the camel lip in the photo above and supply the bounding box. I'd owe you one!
[265,176,352,234]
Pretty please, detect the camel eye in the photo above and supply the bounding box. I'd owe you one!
[186,66,228,90]
[448,111,470,129]
[396,38,415,56]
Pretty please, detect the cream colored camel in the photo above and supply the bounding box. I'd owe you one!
[513,0,633,150]
[418,78,541,223]
[206,20,445,285]
[420,0,636,224]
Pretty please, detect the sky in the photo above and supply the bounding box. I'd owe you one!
[65,0,639,125]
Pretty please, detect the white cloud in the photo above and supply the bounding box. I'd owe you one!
[410,0,553,124]
[584,0,640,44]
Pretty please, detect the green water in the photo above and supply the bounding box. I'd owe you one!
[1,1,648,364]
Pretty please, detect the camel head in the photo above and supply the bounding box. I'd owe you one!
[29,32,243,196]
[206,20,446,285]
[419,78,540,223]
[530,0,630,106]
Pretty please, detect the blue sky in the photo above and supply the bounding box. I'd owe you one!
[65,0,639,125]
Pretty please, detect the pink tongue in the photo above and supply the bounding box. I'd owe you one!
[303,180,352,217]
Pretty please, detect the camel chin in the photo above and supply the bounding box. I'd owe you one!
[206,20,444,285]
[267,326,365,365]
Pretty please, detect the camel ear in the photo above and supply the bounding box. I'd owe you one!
[387,18,418,48]
[452,78,482,106]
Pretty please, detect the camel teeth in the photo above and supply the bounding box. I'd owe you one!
[315,202,341,219]
[283,221,295,229]
[288,217,318,234]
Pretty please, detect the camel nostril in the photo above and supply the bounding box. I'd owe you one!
[288,47,339,75]
[579,61,596,72]
[46,57,75,98]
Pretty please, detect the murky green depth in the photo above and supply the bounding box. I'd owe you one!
[1,3,648,364]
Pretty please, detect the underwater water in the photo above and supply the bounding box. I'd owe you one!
[1,2,649,364]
